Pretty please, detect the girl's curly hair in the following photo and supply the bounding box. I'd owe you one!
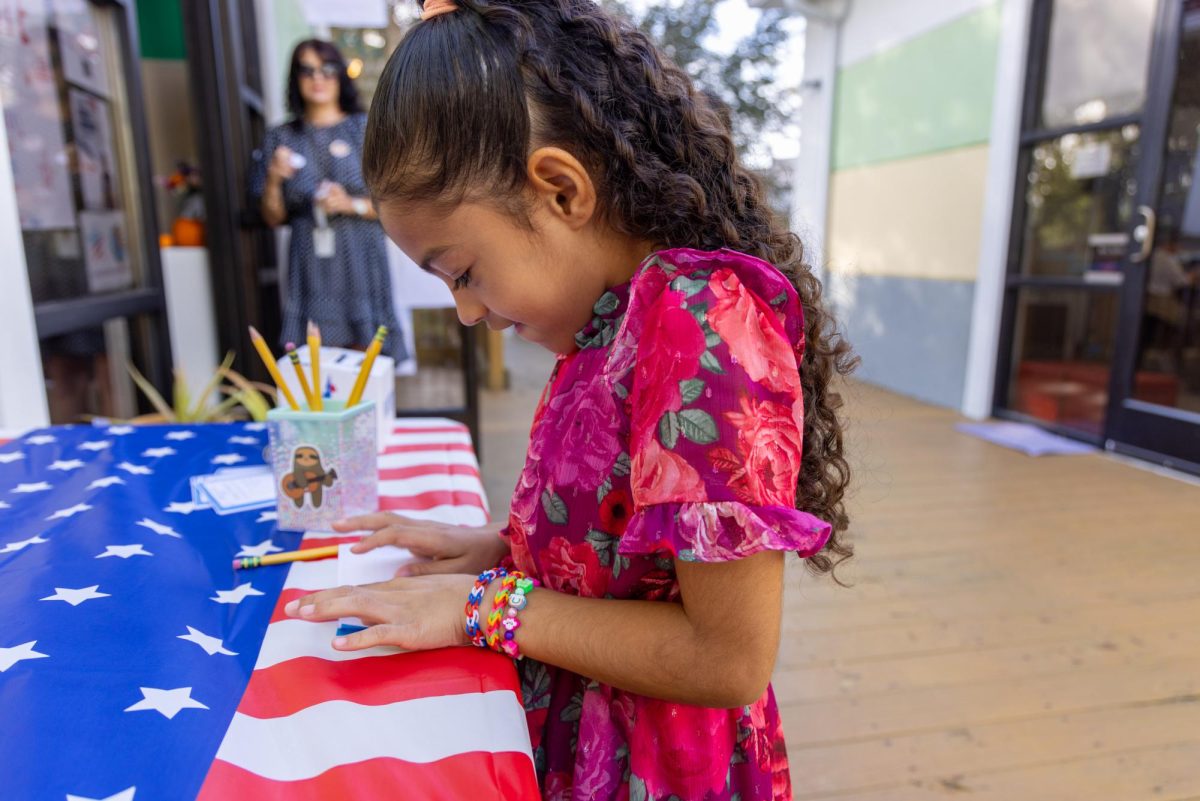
[363,0,857,575]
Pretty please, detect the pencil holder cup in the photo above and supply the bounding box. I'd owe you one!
[266,401,378,532]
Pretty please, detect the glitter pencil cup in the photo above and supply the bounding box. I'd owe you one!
[266,400,378,532]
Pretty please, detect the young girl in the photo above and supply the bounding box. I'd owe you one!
[285,1,855,798]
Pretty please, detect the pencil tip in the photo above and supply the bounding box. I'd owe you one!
[248,325,262,340]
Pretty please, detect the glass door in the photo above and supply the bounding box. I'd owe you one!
[1107,0,1200,470]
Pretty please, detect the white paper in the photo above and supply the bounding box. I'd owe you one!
[78,210,133,292]
[196,468,275,514]
[0,0,76,230]
[54,0,109,97]
[69,89,118,209]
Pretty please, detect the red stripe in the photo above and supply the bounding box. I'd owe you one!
[380,490,486,512]
[269,589,317,624]
[387,424,469,436]
[378,463,481,481]
[298,535,361,550]
[382,442,475,455]
[198,751,539,801]
[237,648,520,718]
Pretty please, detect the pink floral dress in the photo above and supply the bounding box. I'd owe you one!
[502,248,831,801]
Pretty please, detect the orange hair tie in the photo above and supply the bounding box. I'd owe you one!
[422,0,458,20]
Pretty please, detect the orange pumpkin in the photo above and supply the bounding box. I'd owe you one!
[172,217,206,247]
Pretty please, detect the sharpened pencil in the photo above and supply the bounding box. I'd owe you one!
[233,545,340,570]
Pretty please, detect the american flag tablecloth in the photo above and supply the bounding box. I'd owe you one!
[0,419,538,801]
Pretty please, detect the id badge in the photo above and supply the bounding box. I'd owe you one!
[314,227,336,259]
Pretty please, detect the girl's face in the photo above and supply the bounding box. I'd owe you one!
[296,48,340,109]
[378,198,631,354]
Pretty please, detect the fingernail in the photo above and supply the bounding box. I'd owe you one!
[333,637,347,648]
[284,600,299,615]
[393,566,409,577]
[299,604,315,617]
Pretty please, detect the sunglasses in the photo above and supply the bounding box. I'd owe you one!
[298,63,340,80]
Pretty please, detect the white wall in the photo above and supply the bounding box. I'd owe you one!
[839,0,993,66]
[0,111,49,430]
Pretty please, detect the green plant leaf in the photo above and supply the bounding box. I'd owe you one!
[541,489,568,525]
[126,361,175,421]
[658,410,680,449]
[678,408,718,444]
[597,476,612,504]
[189,351,236,419]
[679,378,705,405]
[630,774,649,801]
[613,452,631,477]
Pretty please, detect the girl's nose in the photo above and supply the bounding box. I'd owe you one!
[454,296,487,327]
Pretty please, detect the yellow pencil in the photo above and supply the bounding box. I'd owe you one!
[345,325,388,408]
[286,342,317,409]
[232,544,340,570]
[248,326,300,410]
[307,320,324,411]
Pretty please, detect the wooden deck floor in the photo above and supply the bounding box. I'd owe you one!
[777,382,1200,800]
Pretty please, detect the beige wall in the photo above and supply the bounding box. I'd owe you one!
[827,143,990,282]
[141,59,198,235]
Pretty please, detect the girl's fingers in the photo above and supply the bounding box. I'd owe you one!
[333,623,411,651]
[395,556,463,578]
[351,524,446,556]
[285,586,387,623]
[333,513,396,533]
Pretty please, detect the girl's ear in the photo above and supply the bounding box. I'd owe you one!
[526,147,597,230]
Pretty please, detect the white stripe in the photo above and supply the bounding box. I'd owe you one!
[216,691,532,781]
[377,472,485,498]
[389,504,490,527]
[388,417,460,431]
[378,449,481,470]
[384,431,473,447]
[282,558,339,590]
[254,618,404,669]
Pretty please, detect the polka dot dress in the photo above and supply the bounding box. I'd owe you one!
[250,113,408,363]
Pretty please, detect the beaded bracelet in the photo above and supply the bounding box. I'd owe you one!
[498,576,538,660]
[465,567,507,648]
[485,572,522,650]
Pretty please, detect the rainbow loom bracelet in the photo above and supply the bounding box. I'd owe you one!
[485,572,522,650]
[465,567,507,648]
[498,576,538,659]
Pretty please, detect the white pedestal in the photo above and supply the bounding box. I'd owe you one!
[161,246,220,402]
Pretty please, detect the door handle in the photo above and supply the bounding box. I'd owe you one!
[1131,205,1156,263]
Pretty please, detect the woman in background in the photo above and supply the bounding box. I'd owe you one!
[251,39,407,367]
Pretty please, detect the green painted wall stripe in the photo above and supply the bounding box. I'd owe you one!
[136,0,186,61]
[832,3,1002,172]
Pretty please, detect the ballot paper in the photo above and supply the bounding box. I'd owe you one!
[190,466,275,515]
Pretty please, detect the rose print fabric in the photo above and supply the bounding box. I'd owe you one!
[502,248,831,801]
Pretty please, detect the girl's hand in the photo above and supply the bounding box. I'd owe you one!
[334,513,510,577]
[268,146,297,182]
[284,573,475,651]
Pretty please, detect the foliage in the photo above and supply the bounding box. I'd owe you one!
[125,352,277,424]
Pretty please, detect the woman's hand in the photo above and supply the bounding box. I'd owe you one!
[334,512,510,577]
[316,182,355,215]
[284,573,475,651]
[268,146,298,182]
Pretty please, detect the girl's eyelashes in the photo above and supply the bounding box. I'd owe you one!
[452,267,473,291]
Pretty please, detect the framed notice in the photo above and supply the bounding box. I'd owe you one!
[79,209,133,292]
[0,0,76,229]
[69,88,118,209]
[54,0,109,97]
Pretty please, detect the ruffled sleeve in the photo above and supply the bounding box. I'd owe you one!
[618,249,831,562]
